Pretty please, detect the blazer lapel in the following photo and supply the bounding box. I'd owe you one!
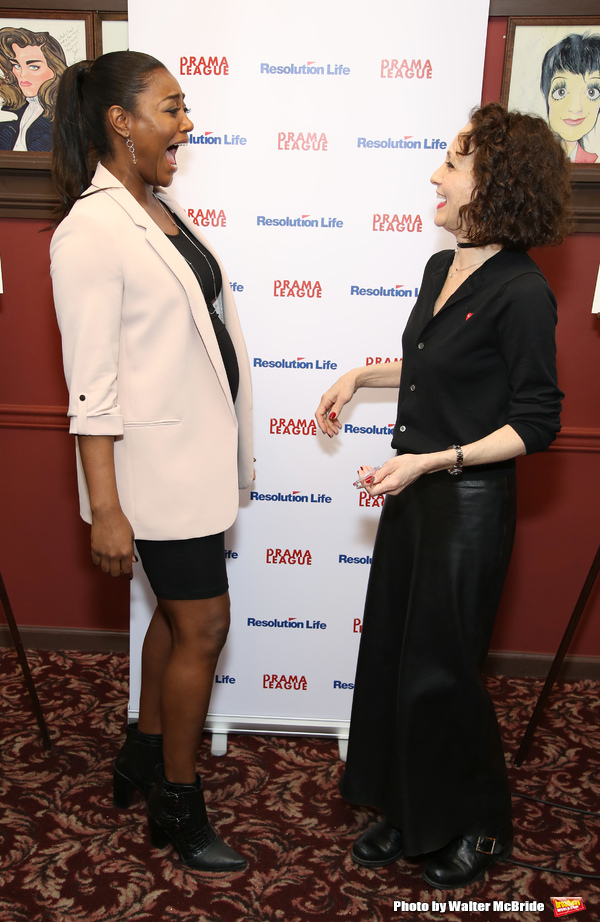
[88,165,235,416]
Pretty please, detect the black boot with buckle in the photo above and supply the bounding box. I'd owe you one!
[422,823,514,888]
[147,767,247,872]
[113,722,164,807]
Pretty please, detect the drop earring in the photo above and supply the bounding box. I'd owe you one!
[126,135,137,164]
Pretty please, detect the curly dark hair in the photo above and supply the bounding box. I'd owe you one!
[456,102,572,250]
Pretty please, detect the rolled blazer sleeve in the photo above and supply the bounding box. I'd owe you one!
[51,209,125,436]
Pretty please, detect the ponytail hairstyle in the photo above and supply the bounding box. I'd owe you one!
[51,50,165,222]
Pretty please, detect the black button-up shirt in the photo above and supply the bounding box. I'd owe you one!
[392,248,563,457]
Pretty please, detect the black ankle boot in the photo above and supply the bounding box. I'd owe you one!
[147,767,247,872]
[113,722,163,807]
[351,820,403,867]
[422,823,514,889]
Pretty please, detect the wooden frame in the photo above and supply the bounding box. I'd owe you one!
[501,16,600,231]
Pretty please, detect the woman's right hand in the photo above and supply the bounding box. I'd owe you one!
[315,369,359,437]
[90,507,135,578]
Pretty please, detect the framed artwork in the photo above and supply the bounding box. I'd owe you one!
[0,10,93,154]
[94,12,128,57]
[501,17,600,230]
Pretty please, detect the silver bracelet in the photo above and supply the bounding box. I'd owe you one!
[447,444,463,476]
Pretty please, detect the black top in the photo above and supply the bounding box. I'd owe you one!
[164,211,239,403]
[392,248,563,457]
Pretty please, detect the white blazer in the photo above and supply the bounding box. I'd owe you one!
[51,163,253,540]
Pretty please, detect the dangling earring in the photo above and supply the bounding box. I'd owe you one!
[126,135,137,164]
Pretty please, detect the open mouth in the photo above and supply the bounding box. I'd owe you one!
[166,145,178,166]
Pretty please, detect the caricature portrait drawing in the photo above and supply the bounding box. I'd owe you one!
[541,33,600,163]
[505,21,600,166]
[0,26,67,152]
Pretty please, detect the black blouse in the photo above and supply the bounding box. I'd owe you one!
[392,248,563,457]
[164,210,239,403]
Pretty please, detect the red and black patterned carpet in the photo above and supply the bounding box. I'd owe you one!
[1,649,599,922]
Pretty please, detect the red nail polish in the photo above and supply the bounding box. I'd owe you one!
[329,411,336,420]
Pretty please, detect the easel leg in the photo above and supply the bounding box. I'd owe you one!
[514,541,600,767]
[0,568,52,751]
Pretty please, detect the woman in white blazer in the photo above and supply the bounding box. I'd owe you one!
[51,51,253,873]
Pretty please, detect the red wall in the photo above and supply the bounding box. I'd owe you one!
[0,17,599,654]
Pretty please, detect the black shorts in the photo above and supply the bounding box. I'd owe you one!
[135,533,228,600]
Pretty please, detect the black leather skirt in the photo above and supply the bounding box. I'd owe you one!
[340,466,517,856]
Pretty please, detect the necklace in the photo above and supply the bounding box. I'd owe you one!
[153,194,221,318]
[448,253,488,278]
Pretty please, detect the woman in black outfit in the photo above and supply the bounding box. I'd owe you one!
[315,103,571,889]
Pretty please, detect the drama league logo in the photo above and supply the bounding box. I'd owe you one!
[179,56,229,76]
[353,618,362,633]
[186,208,226,228]
[351,284,416,298]
[357,136,446,150]
[380,58,433,79]
[274,280,322,298]
[261,61,349,76]
[278,132,328,151]
[365,356,401,364]
[359,492,384,509]
[263,674,308,690]
[269,418,318,435]
[266,548,312,564]
[372,213,422,232]
[189,131,246,146]
[551,898,586,918]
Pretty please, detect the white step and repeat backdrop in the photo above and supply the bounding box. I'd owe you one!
[128,0,490,748]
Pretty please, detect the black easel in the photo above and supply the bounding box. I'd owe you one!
[514,540,600,767]
[0,567,52,750]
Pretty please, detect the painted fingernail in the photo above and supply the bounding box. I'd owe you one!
[329,411,336,420]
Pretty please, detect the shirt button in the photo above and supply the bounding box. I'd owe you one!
[399,425,406,432]
[418,342,425,350]
[79,395,86,401]
[410,384,416,391]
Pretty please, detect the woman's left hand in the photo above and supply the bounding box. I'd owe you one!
[361,454,427,497]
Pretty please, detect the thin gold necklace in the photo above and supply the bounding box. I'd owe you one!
[448,255,488,278]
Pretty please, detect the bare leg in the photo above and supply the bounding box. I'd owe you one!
[138,603,172,735]
[157,592,231,784]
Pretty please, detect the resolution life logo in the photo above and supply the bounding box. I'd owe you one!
[180,56,229,76]
[278,132,328,151]
[373,213,422,232]
[248,617,327,631]
[274,280,322,298]
[251,491,331,504]
[263,675,308,689]
[269,418,318,435]
[186,208,226,227]
[380,58,432,79]
[257,214,343,228]
[351,284,417,298]
[357,136,446,150]
[255,358,336,370]
[261,61,349,76]
[189,131,246,146]
[343,423,395,436]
